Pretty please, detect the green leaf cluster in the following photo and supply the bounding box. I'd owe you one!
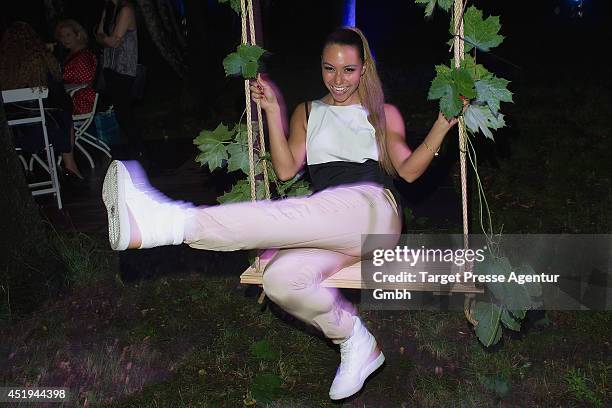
[223,44,265,79]
[421,3,512,139]
[427,56,512,137]
[472,256,542,347]
[428,64,475,118]
[194,123,234,172]
[194,122,311,203]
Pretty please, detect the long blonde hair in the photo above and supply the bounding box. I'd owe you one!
[323,27,395,176]
[54,19,89,49]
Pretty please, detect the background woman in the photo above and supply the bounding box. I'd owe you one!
[102,27,459,400]
[55,19,97,115]
[0,21,83,179]
[96,0,142,158]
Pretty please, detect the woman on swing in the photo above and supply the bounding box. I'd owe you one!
[103,27,459,400]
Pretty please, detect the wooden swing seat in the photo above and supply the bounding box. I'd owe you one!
[240,249,483,294]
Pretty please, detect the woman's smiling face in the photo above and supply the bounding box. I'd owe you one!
[321,43,364,106]
[59,27,79,50]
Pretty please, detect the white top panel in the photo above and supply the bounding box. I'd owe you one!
[306,100,379,165]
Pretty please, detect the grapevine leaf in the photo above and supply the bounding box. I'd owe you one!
[194,124,233,171]
[437,0,453,12]
[218,179,251,203]
[233,123,248,146]
[218,0,241,14]
[509,308,526,320]
[227,143,250,174]
[427,65,452,100]
[462,6,504,52]
[285,180,312,198]
[194,123,234,145]
[476,257,543,311]
[428,65,474,117]
[474,76,513,115]
[242,60,259,79]
[501,308,521,331]
[218,179,266,204]
[222,52,243,76]
[451,67,477,99]
[255,178,267,200]
[440,85,463,119]
[195,144,228,172]
[238,44,265,61]
[473,301,503,347]
[415,0,436,17]
[223,44,266,79]
[464,104,505,140]
[428,65,460,118]
[455,54,491,81]
[415,0,452,17]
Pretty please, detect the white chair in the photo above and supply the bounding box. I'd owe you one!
[65,89,112,168]
[2,87,63,209]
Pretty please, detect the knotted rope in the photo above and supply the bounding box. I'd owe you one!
[453,0,478,325]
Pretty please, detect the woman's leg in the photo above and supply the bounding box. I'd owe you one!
[62,128,83,178]
[263,247,387,399]
[262,248,358,342]
[104,70,143,158]
[104,160,401,254]
[184,183,401,257]
[125,185,400,253]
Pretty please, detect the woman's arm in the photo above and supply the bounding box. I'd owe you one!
[97,6,135,49]
[385,104,458,183]
[96,9,106,44]
[250,75,307,181]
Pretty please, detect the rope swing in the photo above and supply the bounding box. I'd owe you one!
[238,0,482,322]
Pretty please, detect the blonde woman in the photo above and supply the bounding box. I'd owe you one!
[102,27,459,400]
[55,19,97,115]
[0,21,83,179]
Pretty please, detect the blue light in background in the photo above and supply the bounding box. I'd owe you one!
[343,0,356,27]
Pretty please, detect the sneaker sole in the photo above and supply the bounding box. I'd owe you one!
[329,351,385,400]
[102,160,130,250]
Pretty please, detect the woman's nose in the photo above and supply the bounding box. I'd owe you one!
[334,73,342,84]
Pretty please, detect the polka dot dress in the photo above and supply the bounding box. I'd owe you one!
[63,49,97,115]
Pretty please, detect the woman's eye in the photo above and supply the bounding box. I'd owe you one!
[345,68,355,73]
[324,66,334,71]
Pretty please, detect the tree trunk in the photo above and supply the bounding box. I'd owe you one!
[0,96,64,320]
[134,0,187,78]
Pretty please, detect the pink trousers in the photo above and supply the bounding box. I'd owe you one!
[184,184,401,343]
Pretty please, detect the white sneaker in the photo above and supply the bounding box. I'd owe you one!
[329,316,385,400]
[102,160,189,250]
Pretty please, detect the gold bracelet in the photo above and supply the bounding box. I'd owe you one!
[423,141,440,157]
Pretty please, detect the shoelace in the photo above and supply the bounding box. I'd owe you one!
[338,339,355,374]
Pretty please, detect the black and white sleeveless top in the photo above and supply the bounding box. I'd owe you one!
[305,100,400,206]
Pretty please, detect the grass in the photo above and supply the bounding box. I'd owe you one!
[1,258,610,407]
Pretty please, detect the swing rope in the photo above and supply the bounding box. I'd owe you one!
[453,0,478,325]
[240,0,271,202]
[240,0,270,284]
